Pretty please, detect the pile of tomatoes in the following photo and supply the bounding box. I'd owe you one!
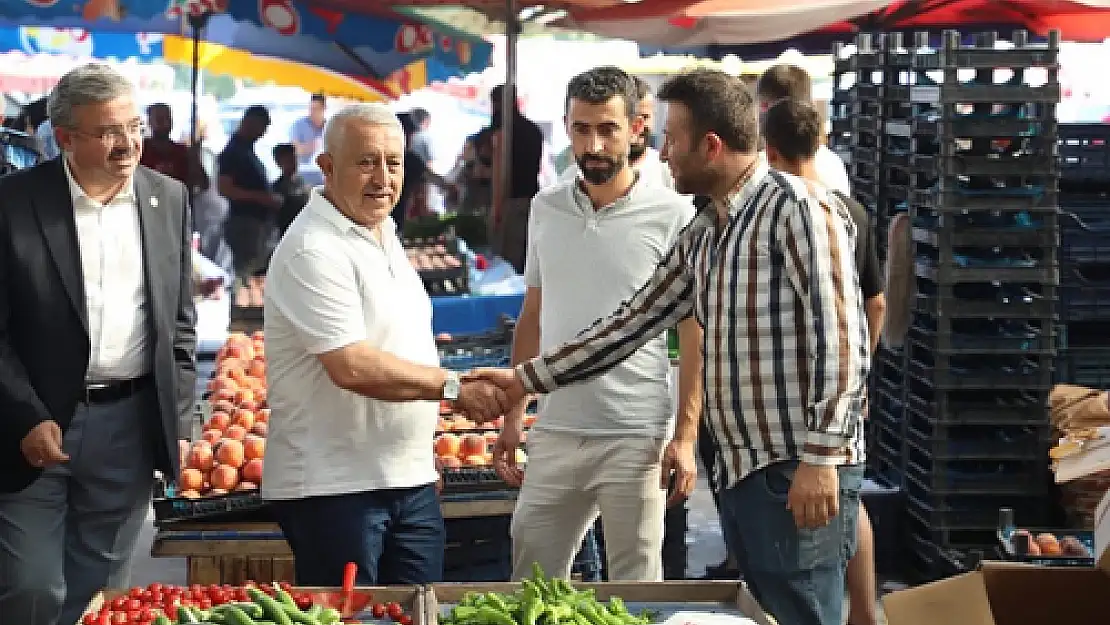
[81,581,311,625]
[371,600,414,625]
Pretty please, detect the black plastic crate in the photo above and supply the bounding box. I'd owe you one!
[912,29,1059,67]
[905,405,1050,460]
[915,257,1058,285]
[912,186,1058,213]
[906,345,1054,389]
[1060,211,1110,265]
[905,442,1049,495]
[911,216,1058,248]
[886,116,1056,140]
[887,82,1060,106]
[905,383,1048,426]
[1055,346,1110,388]
[153,489,269,526]
[1059,264,1110,321]
[906,482,1054,530]
[905,532,979,584]
[915,280,1057,318]
[440,468,517,494]
[908,317,1055,354]
[1058,123,1110,181]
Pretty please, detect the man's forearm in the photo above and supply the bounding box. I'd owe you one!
[328,343,447,402]
[673,316,703,442]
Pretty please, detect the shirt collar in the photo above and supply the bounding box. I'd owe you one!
[572,170,642,213]
[723,158,771,217]
[308,188,397,240]
[63,156,136,207]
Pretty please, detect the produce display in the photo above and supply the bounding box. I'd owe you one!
[1009,529,1093,557]
[83,581,414,625]
[440,564,659,625]
[180,333,268,499]
[405,239,464,272]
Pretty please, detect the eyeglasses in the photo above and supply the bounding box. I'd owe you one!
[74,119,146,143]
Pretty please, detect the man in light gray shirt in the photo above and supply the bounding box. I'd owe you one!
[492,67,701,582]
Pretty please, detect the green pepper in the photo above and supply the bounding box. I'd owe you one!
[476,605,519,625]
[179,605,201,624]
[274,588,299,611]
[153,616,174,625]
[217,605,258,625]
[461,592,483,608]
[303,605,322,619]
[572,614,592,625]
[225,603,266,619]
[247,588,295,625]
[452,605,481,621]
[317,607,341,625]
[485,593,512,614]
[520,583,542,625]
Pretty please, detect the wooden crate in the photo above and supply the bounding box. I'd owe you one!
[426,581,775,625]
[186,555,297,585]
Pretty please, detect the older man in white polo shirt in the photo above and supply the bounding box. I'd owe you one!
[492,67,701,582]
[262,103,508,586]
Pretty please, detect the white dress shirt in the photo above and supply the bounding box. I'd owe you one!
[65,160,151,381]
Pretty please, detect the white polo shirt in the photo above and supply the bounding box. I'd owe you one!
[525,176,695,438]
[262,191,439,500]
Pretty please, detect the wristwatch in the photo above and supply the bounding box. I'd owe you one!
[442,370,461,401]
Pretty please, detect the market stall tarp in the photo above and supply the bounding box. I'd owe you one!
[0,0,492,82]
[563,0,1110,50]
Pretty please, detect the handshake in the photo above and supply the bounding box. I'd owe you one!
[452,367,528,423]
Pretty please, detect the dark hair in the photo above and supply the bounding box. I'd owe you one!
[755,65,813,102]
[490,84,514,104]
[273,143,296,160]
[410,107,430,126]
[762,99,822,162]
[658,68,759,153]
[310,93,326,106]
[564,66,638,117]
[243,105,270,124]
[146,102,170,115]
[396,111,416,136]
[632,75,652,102]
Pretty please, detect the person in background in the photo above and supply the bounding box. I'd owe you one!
[557,75,673,190]
[0,62,196,625]
[262,103,511,586]
[272,143,311,237]
[290,93,327,186]
[141,103,190,184]
[493,66,700,582]
[22,98,59,160]
[763,98,887,625]
[470,69,869,625]
[489,83,544,273]
[218,105,281,304]
[755,64,851,196]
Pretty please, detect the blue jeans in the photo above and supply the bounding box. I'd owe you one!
[717,461,863,625]
[271,484,445,585]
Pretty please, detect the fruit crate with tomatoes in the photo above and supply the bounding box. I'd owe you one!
[434,409,538,494]
[83,581,424,625]
[405,235,468,296]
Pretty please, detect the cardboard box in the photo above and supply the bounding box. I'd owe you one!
[426,581,775,625]
[84,585,425,622]
[885,495,1110,625]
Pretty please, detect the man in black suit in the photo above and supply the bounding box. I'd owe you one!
[0,63,197,625]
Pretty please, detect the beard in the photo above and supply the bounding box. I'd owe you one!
[628,127,652,161]
[576,152,624,185]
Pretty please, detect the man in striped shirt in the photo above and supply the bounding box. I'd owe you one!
[471,69,869,625]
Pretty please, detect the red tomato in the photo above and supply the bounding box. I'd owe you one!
[243,579,256,588]
[129,587,145,599]
[110,597,128,611]
[198,598,213,610]
[399,615,413,625]
[278,581,293,592]
[372,603,387,619]
[94,615,111,625]
[127,610,142,621]
[141,608,158,621]
[82,614,98,625]
[147,583,163,594]
[294,593,313,610]
[387,602,404,621]
[126,598,142,612]
[111,612,128,625]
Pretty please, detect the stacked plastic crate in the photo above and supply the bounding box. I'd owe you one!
[882,30,1062,578]
[1057,123,1110,391]
[830,34,909,487]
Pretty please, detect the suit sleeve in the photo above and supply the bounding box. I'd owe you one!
[174,183,198,436]
[0,182,52,443]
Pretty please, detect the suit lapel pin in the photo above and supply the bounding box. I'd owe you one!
[150,197,159,208]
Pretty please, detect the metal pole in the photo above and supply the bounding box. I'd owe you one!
[187,11,211,147]
[499,0,518,212]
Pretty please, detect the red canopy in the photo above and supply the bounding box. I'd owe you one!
[564,0,1110,47]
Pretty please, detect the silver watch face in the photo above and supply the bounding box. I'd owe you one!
[444,373,461,399]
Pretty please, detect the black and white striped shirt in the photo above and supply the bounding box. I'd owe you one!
[517,162,870,492]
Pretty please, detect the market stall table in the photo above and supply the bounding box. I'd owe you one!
[150,495,518,585]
